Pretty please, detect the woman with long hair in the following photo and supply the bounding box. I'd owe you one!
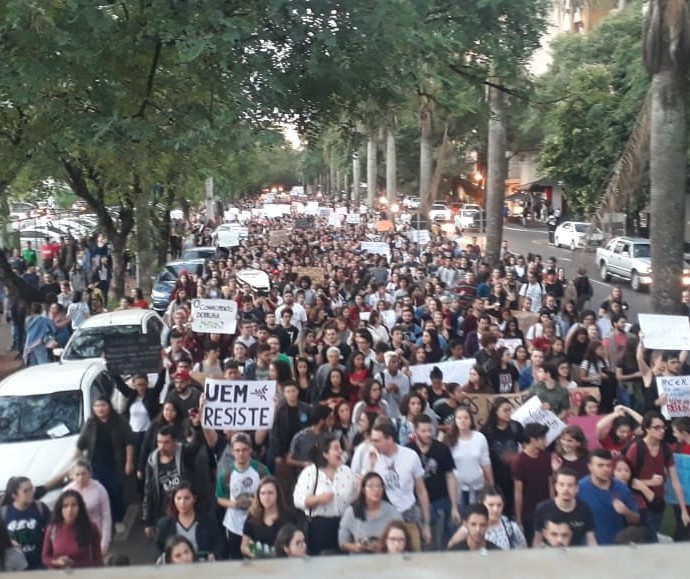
[274,524,308,558]
[320,367,351,403]
[581,340,614,412]
[487,348,519,394]
[420,328,443,364]
[0,476,51,569]
[153,482,223,561]
[339,472,399,554]
[480,398,523,518]
[352,379,389,425]
[293,434,357,555]
[241,477,295,558]
[0,519,27,572]
[345,350,371,405]
[294,356,316,404]
[445,407,494,509]
[578,395,600,417]
[163,535,197,565]
[290,328,319,368]
[552,426,590,480]
[332,400,357,456]
[367,311,391,345]
[461,364,494,395]
[64,460,112,555]
[42,490,103,568]
[350,411,380,475]
[566,326,589,366]
[502,317,525,343]
[379,520,412,554]
[392,393,427,446]
[512,345,530,373]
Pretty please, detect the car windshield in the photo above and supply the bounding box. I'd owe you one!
[633,244,651,258]
[62,325,142,360]
[574,224,588,233]
[0,390,82,443]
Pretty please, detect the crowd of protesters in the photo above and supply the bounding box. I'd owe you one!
[3,196,690,571]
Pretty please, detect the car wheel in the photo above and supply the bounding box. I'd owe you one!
[600,262,611,282]
[631,271,641,292]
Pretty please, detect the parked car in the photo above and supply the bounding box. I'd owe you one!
[554,221,604,250]
[151,259,205,313]
[182,246,217,261]
[596,236,690,291]
[403,196,420,209]
[454,209,480,231]
[428,202,451,222]
[0,361,115,507]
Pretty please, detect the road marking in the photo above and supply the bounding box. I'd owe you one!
[591,280,609,288]
[560,257,572,262]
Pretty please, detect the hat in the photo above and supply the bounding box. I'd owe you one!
[174,369,191,381]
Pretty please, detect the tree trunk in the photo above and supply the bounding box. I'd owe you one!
[386,127,397,205]
[367,135,378,207]
[650,68,686,313]
[428,125,450,205]
[485,83,508,267]
[330,157,337,195]
[343,171,350,205]
[157,187,175,267]
[134,179,155,297]
[419,100,433,210]
[352,152,361,205]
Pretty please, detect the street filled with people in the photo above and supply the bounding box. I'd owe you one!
[3,196,690,571]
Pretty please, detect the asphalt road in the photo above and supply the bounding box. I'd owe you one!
[500,224,651,322]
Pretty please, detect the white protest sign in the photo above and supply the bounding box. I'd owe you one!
[328,213,343,227]
[346,213,361,225]
[191,299,238,334]
[277,203,292,215]
[360,241,391,259]
[203,379,277,430]
[264,204,284,219]
[319,207,333,217]
[359,311,371,321]
[335,206,348,215]
[511,396,566,446]
[497,338,523,356]
[409,359,476,386]
[657,375,690,419]
[407,229,430,244]
[639,314,690,351]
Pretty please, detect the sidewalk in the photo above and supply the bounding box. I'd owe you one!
[0,320,23,381]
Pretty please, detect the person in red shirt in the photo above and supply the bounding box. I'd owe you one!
[40,237,55,272]
[129,287,149,309]
[596,405,641,456]
[42,490,103,569]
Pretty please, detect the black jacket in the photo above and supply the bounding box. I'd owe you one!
[114,371,165,423]
[154,511,223,560]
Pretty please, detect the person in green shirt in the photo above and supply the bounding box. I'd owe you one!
[21,242,37,267]
[528,362,571,418]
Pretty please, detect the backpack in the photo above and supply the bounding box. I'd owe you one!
[627,438,673,477]
[0,500,47,522]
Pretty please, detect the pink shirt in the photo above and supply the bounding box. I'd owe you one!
[64,479,112,551]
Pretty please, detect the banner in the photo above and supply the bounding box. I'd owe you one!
[510,310,539,333]
[409,359,476,387]
[511,396,566,446]
[202,379,277,430]
[381,310,398,330]
[462,392,530,428]
[268,229,290,248]
[376,219,393,232]
[360,241,391,258]
[639,314,690,351]
[191,298,238,334]
[328,213,343,227]
[407,229,430,245]
[657,375,690,419]
[319,207,333,217]
[293,266,325,283]
[568,387,601,410]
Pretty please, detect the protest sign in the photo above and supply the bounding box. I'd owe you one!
[293,266,325,282]
[360,241,391,258]
[657,375,690,419]
[359,311,371,321]
[407,230,430,245]
[463,392,530,428]
[639,314,690,351]
[666,454,690,504]
[328,213,343,227]
[335,206,348,215]
[104,333,162,375]
[381,310,398,330]
[268,229,290,248]
[346,213,361,225]
[377,219,393,232]
[202,379,277,430]
[319,207,333,218]
[409,359,476,387]
[566,415,602,450]
[511,396,566,446]
[294,217,312,229]
[191,299,238,334]
[496,338,523,356]
[264,204,284,219]
[568,387,601,410]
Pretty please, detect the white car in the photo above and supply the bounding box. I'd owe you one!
[0,361,115,507]
[428,202,451,222]
[403,197,421,209]
[454,209,479,231]
[553,221,604,250]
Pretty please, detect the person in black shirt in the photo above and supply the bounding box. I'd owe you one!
[407,415,459,550]
[451,504,500,551]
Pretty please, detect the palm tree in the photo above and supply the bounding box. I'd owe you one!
[644,0,690,313]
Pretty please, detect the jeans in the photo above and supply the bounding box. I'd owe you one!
[429,497,456,551]
[642,510,662,543]
[92,462,125,523]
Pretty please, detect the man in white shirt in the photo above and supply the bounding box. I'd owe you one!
[519,271,545,313]
[378,352,411,418]
[368,417,432,545]
[275,290,307,330]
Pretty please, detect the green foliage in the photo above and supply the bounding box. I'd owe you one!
[529,5,650,217]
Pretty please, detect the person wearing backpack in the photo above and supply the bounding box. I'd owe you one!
[624,411,689,540]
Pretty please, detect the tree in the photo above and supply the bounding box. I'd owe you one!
[644,0,690,312]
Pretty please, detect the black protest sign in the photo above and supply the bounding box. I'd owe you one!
[104,333,162,375]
